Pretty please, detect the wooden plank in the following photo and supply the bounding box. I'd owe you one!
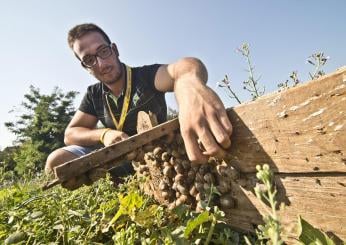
[226,67,346,173]
[224,174,346,241]
[53,118,179,180]
[53,66,345,182]
[220,67,346,241]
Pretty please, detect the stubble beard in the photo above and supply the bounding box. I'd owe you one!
[101,62,123,85]
[102,70,122,85]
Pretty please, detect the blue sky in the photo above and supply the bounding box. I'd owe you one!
[0,1,345,148]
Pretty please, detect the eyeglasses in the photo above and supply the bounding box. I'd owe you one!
[81,45,113,68]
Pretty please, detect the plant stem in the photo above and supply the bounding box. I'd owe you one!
[226,85,242,104]
[245,55,259,97]
[204,215,216,245]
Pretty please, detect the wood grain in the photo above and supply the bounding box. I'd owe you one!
[224,173,346,241]
[54,118,179,180]
[226,66,346,173]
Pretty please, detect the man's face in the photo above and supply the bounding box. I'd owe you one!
[73,32,122,85]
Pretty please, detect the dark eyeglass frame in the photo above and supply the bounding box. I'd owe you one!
[81,44,113,68]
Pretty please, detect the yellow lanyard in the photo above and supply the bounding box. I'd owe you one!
[105,65,132,131]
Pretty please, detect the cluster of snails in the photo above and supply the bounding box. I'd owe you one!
[128,131,240,211]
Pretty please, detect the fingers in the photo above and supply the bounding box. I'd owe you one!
[120,132,129,140]
[180,127,208,164]
[180,110,232,163]
[218,109,233,137]
[181,122,228,163]
[104,131,129,146]
[110,132,128,144]
[197,124,227,159]
[207,112,232,149]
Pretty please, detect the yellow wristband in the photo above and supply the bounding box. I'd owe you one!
[100,128,112,145]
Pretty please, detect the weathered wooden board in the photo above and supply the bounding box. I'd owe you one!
[223,67,346,242]
[53,118,179,181]
[225,174,346,242]
[226,66,346,173]
[53,67,346,182]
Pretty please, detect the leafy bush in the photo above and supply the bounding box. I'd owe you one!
[3,86,78,177]
[0,175,245,244]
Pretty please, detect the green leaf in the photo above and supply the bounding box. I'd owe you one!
[133,204,158,227]
[173,204,189,219]
[30,211,44,219]
[53,224,64,230]
[184,211,210,238]
[298,216,335,245]
[68,209,83,217]
[105,191,144,232]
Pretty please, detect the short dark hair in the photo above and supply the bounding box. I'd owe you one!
[67,23,111,49]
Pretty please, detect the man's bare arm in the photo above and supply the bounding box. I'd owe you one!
[64,110,127,146]
[154,57,233,164]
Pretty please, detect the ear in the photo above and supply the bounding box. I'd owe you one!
[111,43,119,56]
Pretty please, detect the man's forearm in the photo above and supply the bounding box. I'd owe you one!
[171,57,208,88]
[64,127,106,146]
[166,57,232,163]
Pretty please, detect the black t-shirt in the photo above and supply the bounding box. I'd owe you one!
[79,63,167,136]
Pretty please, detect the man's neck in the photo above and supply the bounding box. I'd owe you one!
[106,65,126,97]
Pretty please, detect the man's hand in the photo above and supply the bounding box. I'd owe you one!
[102,129,129,146]
[175,79,233,163]
[154,57,233,164]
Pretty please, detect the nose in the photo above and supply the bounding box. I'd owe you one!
[96,56,108,68]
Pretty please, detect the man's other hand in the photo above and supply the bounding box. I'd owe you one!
[102,130,129,146]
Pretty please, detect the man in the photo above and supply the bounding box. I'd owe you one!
[45,23,232,189]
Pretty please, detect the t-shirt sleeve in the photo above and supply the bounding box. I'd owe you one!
[78,87,97,116]
[136,64,163,91]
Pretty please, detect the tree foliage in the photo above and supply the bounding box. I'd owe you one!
[3,85,78,175]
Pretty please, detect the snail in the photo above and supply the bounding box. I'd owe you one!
[130,131,238,212]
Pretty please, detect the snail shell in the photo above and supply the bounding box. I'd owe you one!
[220,195,235,209]
[153,146,163,158]
[125,151,137,161]
[174,164,184,174]
[174,174,184,183]
[161,152,170,162]
[177,184,189,195]
[203,173,214,184]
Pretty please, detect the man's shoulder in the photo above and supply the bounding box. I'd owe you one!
[85,82,103,95]
[132,64,162,73]
[131,64,163,87]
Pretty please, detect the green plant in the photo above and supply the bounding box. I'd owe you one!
[237,43,265,100]
[218,43,265,104]
[297,216,336,245]
[218,74,242,104]
[277,71,300,91]
[0,174,244,244]
[250,164,342,245]
[252,164,283,245]
[278,51,329,91]
[307,52,329,79]
[4,86,78,176]
[221,46,329,103]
